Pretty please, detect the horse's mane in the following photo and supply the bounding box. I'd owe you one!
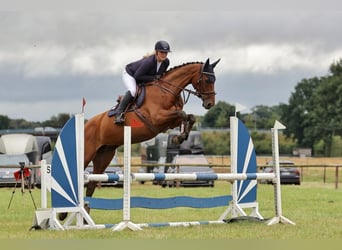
[162,61,203,77]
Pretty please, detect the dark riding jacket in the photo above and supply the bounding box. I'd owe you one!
[125,55,169,84]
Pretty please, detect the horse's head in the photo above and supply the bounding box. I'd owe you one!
[193,58,220,109]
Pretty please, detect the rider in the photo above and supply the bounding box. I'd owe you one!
[114,40,171,124]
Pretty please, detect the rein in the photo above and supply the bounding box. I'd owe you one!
[149,66,216,105]
[150,80,197,105]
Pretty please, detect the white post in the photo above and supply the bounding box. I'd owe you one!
[272,124,282,217]
[112,126,142,231]
[40,160,47,209]
[76,113,85,208]
[267,120,295,226]
[123,126,131,222]
[229,116,240,217]
[75,113,85,227]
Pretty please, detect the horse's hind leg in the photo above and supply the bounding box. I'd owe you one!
[84,148,116,213]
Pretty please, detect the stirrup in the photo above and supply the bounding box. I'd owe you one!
[114,113,125,124]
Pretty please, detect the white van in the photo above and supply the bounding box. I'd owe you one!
[0,134,39,164]
[0,134,41,187]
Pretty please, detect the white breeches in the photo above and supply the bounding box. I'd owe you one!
[122,69,137,96]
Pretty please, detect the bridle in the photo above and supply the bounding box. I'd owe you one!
[194,64,217,98]
[152,63,217,104]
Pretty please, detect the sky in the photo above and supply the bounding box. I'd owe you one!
[1,1,342,122]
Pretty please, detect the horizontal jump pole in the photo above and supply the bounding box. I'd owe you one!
[102,220,227,229]
[84,172,275,183]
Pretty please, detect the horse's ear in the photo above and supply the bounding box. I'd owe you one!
[204,58,210,69]
[211,58,221,68]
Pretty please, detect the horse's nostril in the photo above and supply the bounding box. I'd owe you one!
[204,103,212,109]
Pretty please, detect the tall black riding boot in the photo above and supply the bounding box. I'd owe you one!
[114,91,134,124]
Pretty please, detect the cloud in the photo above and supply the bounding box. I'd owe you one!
[1,41,338,79]
[217,43,342,74]
[2,11,342,76]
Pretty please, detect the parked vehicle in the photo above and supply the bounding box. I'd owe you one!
[165,130,204,164]
[162,154,215,188]
[0,134,53,188]
[140,133,168,175]
[85,157,123,187]
[35,136,53,164]
[0,134,40,187]
[34,136,53,188]
[0,154,33,187]
[260,160,301,185]
[0,134,39,164]
[140,130,207,186]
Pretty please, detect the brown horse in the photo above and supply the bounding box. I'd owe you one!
[82,58,220,211]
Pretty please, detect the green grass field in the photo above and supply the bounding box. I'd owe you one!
[1,179,342,240]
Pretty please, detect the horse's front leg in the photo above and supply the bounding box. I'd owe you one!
[154,108,196,144]
[183,114,196,138]
[170,112,196,145]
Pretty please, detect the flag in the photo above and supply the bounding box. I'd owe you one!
[274,120,286,130]
[235,103,247,113]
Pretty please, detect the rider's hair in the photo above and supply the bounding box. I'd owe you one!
[143,51,155,58]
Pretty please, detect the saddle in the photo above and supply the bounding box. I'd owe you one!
[108,85,146,117]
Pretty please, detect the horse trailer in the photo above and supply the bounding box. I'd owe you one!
[0,134,52,187]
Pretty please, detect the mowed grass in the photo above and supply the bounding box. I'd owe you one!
[1,174,342,240]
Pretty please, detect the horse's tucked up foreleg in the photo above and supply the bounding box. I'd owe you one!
[183,114,196,140]
[157,109,196,145]
[170,113,196,145]
[171,132,187,145]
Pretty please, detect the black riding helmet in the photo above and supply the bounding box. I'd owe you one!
[155,40,171,52]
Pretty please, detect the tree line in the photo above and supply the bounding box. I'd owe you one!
[0,113,71,130]
[200,59,342,157]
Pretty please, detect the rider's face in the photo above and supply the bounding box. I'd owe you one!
[156,51,168,62]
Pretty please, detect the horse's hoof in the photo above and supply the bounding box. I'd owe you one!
[172,134,187,145]
[58,212,68,221]
[84,203,90,214]
[171,135,180,145]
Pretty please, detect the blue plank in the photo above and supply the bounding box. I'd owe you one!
[85,195,232,210]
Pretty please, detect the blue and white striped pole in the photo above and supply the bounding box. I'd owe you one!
[85,172,275,183]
